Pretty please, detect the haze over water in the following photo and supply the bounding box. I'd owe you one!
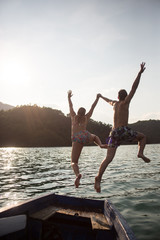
[0,144,159,240]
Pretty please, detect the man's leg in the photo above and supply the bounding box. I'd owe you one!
[71,142,83,187]
[95,147,117,193]
[136,132,151,163]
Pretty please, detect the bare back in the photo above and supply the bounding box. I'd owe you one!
[68,92,100,137]
[71,115,88,137]
[113,101,129,129]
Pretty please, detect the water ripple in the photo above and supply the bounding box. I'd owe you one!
[0,145,160,240]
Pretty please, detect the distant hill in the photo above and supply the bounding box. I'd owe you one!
[129,120,160,144]
[0,102,14,111]
[0,105,159,147]
[0,105,111,147]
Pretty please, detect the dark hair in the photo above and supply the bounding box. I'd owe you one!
[118,89,128,101]
[77,107,86,116]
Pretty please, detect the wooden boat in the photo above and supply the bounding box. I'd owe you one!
[0,193,137,240]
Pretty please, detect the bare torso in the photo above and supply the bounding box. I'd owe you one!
[71,115,88,137]
[113,101,129,129]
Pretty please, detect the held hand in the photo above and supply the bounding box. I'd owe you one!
[97,93,102,98]
[140,62,146,74]
[68,90,73,98]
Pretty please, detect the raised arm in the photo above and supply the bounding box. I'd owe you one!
[68,90,76,117]
[99,94,117,106]
[125,62,146,103]
[86,94,100,119]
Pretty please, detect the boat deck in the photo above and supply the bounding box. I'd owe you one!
[29,204,115,240]
[30,204,111,230]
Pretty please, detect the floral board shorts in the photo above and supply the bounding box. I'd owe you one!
[106,126,138,148]
[72,130,91,145]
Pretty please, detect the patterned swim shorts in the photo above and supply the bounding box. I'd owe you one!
[72,130,91,145]
[106,126,138,148]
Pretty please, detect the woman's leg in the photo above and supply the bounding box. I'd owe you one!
[71,142,83,187]
[90,134,108,148]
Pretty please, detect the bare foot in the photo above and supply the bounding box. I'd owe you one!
[75,174,82,188]
[138,154,151,163]
[94,176,101,193]
[100,144,108,149]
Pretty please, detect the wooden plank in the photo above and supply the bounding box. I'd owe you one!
[30,205,110,230]
[91,215,110,230]
[57,208,110,230]
[30,205,60,221]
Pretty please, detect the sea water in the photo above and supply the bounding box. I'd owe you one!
[0,144,159,240]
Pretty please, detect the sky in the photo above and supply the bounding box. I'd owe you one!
[0,0,160,125]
